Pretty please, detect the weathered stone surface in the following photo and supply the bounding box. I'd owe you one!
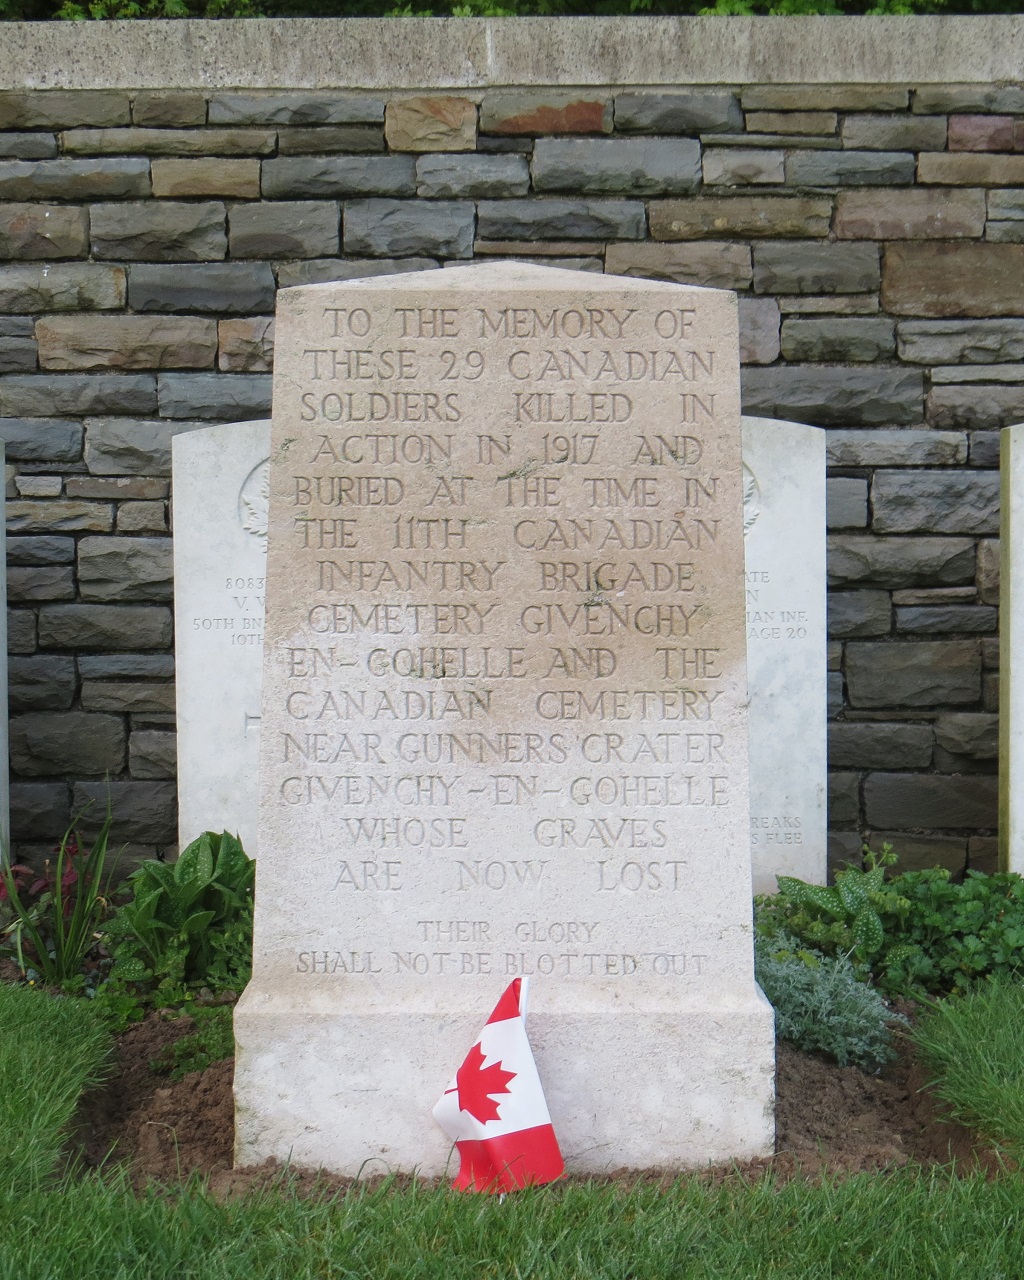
[828,772,860,826]
[919,153,1024,185]
[37,603,171,650]
[229,202,339,258]
[615,90,740,133]
[0,319,33,338]
[128,263,275,315]
[977,538,999,605]
[834,188,985,239]
[753,242,880,295]
[0,419,82,463]
[90,202,226,262]
[0,91,130,129]
[84,418,202,476]
[649,196,832,239]
[828,832,864,873]
[840,114,947,152]
[275,257,437,287]
[157,373,272,421]
[897,319,1024,364]
[0,205,88,260]
[7,535,74,565]
[826,430,967,467]
[828,722,933,769]
[864,773,997,830]
[927,385,1024,430]
[916,84,1024,112]
[0,376,156,418]
[741,366,923,426]
[276,126,385,155]
[986,222,1024,244]
[415,154,529,198]
[895,606,997,634]
[14,476,62,498]
[935,712,998,759]
[482,91,612,135]
[826,477,869,530]
[66,476,167,500]
[984,671,999,713]
[0,337,36,372]
[872,469,999,535]
[261,156,415,198]
[208,92,383,126]
[7,501,111,534]
[10,711,125,777]
[786,149,915,186]
[36,316,217,372]
[78,654,174,679]
[781,296,880,315]
[8,610,35,654]
[846,640,981,707]
[10,783,71,841]
[81,681,176,714]
[73,780,177,844]
[703,148,784,186]
[0,263,125,315]
[9,656,75,712]
[747,111,836,136]
[828,536,976,588]
[883,244,1024,317]
[0,158,149,200]
[987,189,1024,220]
[478,199,644,241]
[828,672,844,717]
[63,127,275,157]
[742,86,908,111]
[218,318,274,373]
[968,836,998,874]
[827,589,890,636]
[7,566,74,602]
[533,137,701,195]
[605,242,752,291]
[131,92,207,128]
[0,134,58,160]
[385,96,476,152]
[117,501,168,533]
[738,297,780,364]
[781,317,894,362]
[130,729,177,779]
[344,199,474,257]
[152,158,261,199]
[948,114,1023,151]
[868,832,968,874]
[706,131,840,150]
[77,536,173,603]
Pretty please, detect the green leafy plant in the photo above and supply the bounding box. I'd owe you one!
[0,812,114,986]
[150,1005,236,1080]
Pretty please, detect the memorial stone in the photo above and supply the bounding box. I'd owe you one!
[742,416,827,893]
[1000,422,1024,872]
[234,262,775,1174]
[172,421,268,852]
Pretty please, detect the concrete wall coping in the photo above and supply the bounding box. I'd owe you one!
[2,16,1024,92]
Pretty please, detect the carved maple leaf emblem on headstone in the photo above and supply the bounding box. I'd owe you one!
[455,1042,517,1124]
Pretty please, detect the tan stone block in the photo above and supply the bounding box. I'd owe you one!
[745,111,837,135]
[605,240,752,291]
[650,196,831,240]
[481,91,611,135]
[152,158,260,198]
[8,500,112,533]
[977,538,1000,605]
[835,188,986,239]
[741,85,909,111]
[918,152,1024,185]
[36,316,217,371]
[131,91,208,128]
[117,501,168,533]
[61,127,275,156]
[218,317,274,372]
[882,243,1024,317]
[384,97,476,152]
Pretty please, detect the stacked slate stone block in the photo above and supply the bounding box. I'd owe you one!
[0,81,1017,875]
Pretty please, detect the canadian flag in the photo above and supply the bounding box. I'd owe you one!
[432,978,565,1193]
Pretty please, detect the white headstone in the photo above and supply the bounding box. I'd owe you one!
[234,261,774,1175]
[1000,423,1023,872]
[172,421,269,852]
[742,416,827,893]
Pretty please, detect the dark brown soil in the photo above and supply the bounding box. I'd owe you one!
[71,1014,1005,1193]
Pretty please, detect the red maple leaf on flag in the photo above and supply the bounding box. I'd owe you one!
[455,1042,517,1124]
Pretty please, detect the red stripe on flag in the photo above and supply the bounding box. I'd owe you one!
[484,976,522,1025]
[452,1123,564,1193]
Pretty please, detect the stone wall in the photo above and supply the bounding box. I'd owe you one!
[0,20,1015,875]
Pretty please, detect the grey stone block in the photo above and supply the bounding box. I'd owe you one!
[605,242,751,291]
[276,126,385,155]
[703,148,784,186]
[868,831,968,874]
[988,190,1024,221]
[477,199,645,241]
[533,137,701,195]
[846,640,981,708]
[0,320,33,338]
[741,366,923,426]
[781,317,895,363]
[827,477,868,530]
[927,384,1024,430]
[344,199,474,258]
[0,158,149,200]
[978,538,999,606]
[275,257,438,288]
[827,589,891,637]
[825,430,967,468]
[828,772,860,825]
[9,655,76,711]
[128,263,276,314]
[228,202,339,258]
[0,376,156,418]
[828,831,864,876]
[7,566,75,603]
[614,91,743,134]
[38,603,172,650]
[7,536,75,565]
[786,149,915,185]
[872,469,999,535]
[77,536,173,603]
[8,609,35,654]
[131,92,207,128]
[968,836,998,874]
[897,319,1024,364]
[934,712,998,760]
[828,671,844,718]
[130,729,177,779]
[79,654,174,679]
[209,92,383,126]
[828,536,976,588]
[864,773,997,830]
[416,154,529,198]
[156,373,272,421]
[10,710,126,777]
[914,86,1024,113]
[262,155,415,198]
[738,297,780,365]
[73,780,176,844]
[64,127,275,158]
[895,606,998,635]
[81,681,176,714]
[7,500,112,534]
[0,134,59,160]
[0,338,36,373]
[0,204,88,260]
[985,223,1024,245]
[91,202,226,262]
[0,264,125,314]
[0,91,131,130]
[84,418,203,476]
[753,243,880,294]
[840,114,948,152]
[10,783,71,841]
[828,722,933,769]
